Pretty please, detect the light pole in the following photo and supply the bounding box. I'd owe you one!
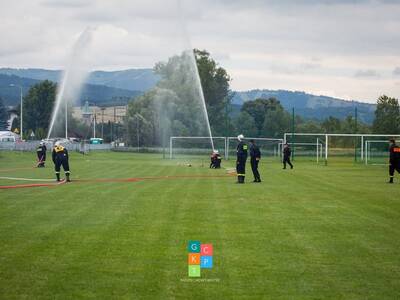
[9,84,23,140]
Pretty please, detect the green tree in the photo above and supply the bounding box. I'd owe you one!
[241,97,289,137]
[234,111,257,137]
[0,97,8,130]
[23,80,56,137]
[194,49,231,136]
[263,104,290,138]
[321,116,341,133]
[126,50,232,146]
[372,95,400,134]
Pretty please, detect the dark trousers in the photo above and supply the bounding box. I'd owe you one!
[389,160,400,177]
[251,158,260,181]
[236,158,246,182]
[37,152,46,164]
[55,159,70,174]
[283,156,293,169]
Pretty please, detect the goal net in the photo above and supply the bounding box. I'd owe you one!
[278,142,323,163]
[226,137,282,160]
[169,137,226,159]
[364,139,397,165]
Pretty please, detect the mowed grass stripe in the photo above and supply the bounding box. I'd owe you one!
[1,152,400,299]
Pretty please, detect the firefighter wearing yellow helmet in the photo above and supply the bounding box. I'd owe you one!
[52,141,71,182]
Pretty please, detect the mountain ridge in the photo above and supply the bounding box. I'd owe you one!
[0,68,377,123]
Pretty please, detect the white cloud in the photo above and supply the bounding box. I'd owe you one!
[0,0,399,102]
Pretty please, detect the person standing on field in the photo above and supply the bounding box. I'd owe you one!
[52,141,71,182]
[236,134,248,183]
[388,139,400,183]
[36,141,47,167]
[249,139,261,182]
[283,143,293,169]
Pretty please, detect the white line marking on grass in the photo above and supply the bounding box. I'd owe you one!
[0,176,55,182]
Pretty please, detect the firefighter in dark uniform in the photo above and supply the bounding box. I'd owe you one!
[52,141,71,182]
[210,150,222,169]
[283,143,293,169]
[388,139,400,183]
[250,139,261,182]
[36,141,47,167]
[236,134,248,183]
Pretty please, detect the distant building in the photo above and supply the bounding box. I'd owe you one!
[0,130,20,142]
[72,105,126,124]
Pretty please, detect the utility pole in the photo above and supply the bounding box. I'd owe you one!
[291,107,295,160]
[93,112,96,138]
[65,99,68,139]
[113,106,116,141]
[137,115,140,152]
[354,106,358,162]
[101,107,105,140]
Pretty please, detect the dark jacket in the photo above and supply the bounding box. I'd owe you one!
[52,145,69,163]
[237,141,248,160]
[37,145,47,154]
[283,146,291,158]
[389,144,400,162]
[250,144,261,160]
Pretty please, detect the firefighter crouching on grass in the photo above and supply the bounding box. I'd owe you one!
[236,134,248,184]
[36,141,47,167]
[388,139,400,184]
[210,150,222,169]
[52,141,71,182]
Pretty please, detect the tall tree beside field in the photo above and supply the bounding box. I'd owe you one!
[23,80,56,137]
[372,95,400,134]
[0,97,8,130]
[194,49,231,136]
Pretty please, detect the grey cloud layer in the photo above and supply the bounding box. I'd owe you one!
[0,0,399,102]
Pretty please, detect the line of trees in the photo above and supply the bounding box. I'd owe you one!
[1,49,399,144]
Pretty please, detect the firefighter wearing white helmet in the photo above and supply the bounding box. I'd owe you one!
[236,134,248,183]
[36,141,47,167]
[52,141,71,182]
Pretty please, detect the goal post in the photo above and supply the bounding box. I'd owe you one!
[364,139,400,165]
[226,137,283,160]
[284,133,400,165]
[278,141,323,163]
[169,136,226,159]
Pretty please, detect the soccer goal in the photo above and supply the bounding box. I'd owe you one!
[278,141,324,163]
[284,133,400,165]
[364,139,400,165]
[225,137,283,160]
[169,136,226,159]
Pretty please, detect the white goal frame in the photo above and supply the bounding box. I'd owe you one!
[284,133,400,164]
[278,141,324,163]
[226,137,283,160]
[364,139,400,165]
[169,136,226,159]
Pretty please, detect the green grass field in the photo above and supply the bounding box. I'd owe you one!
[0,151,399,299]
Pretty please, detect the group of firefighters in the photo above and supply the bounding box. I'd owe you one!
[36,141,70,182]
[36,136,400,184]
[234,134,293,184]
[211,134,399,184]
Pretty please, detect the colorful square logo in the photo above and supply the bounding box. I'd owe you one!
[187,241,213,277]
[188,240,201,253]
[188,265,201,277]
[200,256,213,268]
[201,244,213,256]
[188,253,200,265]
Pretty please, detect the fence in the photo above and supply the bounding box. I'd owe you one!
[0,141,112,152]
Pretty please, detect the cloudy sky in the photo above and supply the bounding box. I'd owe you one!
[0,0,399,103]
